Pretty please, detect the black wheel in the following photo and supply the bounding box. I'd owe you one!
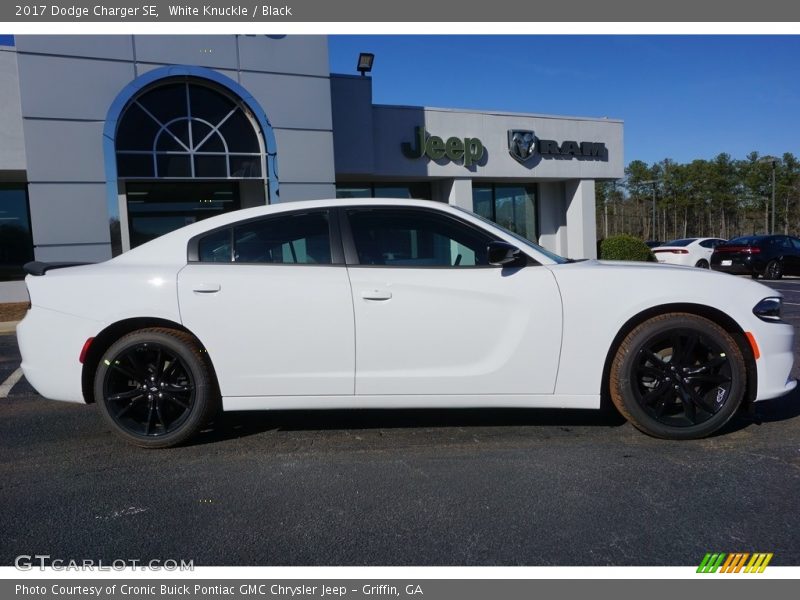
[94,328,218,448]
[609,313,746,440]
[695,259,709,269]
[765,259,783,280]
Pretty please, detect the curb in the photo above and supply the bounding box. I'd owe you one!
[0,321,19,335]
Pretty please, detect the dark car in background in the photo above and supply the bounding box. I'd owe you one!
[711,234,800,279]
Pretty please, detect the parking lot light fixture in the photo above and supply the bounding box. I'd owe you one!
[357,53,374,76]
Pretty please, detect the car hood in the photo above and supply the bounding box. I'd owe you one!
[546,258,779,311]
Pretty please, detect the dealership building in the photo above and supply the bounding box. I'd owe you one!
[0,35,623,301]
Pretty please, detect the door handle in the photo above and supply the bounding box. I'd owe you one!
[192,282,221,294]
[361,289,392,301]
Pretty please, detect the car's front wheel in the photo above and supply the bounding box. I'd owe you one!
[94,328,218,448]
[609,313,746,439]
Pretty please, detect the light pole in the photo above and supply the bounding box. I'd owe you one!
[641,179,658,240]
[760,156,778,234]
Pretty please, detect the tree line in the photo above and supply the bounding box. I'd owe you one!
[595,152,800,242]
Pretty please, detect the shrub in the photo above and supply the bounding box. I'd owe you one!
[599,235,655,262]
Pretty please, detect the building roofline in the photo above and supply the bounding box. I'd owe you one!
[372,103,623,124]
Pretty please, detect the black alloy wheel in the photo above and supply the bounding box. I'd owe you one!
[765,259,783,280]
[609,313,746,439]
[95,328,217,448]
[695,259,709,269]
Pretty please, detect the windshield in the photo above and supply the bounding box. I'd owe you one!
[455,206,569,264]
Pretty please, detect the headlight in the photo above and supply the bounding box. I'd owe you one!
[753,297,783,322]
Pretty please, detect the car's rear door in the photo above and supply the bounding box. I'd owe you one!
[177,209,355,397]
[342,206,562,396]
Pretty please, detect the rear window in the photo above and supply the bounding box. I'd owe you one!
[728,236,764,246]
[663,238,696,247]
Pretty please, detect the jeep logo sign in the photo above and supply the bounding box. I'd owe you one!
[402,126,484,167]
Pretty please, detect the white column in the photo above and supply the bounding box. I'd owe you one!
[537,181,567,256]
[438,178,473,209]
[564,179,597,259]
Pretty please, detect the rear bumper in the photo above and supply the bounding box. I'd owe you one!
[16,306,99,403]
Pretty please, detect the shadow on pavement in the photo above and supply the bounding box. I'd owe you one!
[191,406,629,445]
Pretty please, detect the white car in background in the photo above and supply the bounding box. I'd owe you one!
[652,237,727,268]
[15,199,796,447]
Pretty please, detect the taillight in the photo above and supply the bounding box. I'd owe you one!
[744,247,761,254]
[79,338,94,364]
[653,249,688,254]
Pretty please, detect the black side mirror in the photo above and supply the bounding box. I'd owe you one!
[487,241,525,267]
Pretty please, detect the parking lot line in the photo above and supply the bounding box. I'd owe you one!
[0,367,23,398]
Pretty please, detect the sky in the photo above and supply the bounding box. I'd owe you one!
[328,35,800,167]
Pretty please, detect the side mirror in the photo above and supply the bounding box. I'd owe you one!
[487,241,525,267]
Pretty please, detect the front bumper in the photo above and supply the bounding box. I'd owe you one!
[751,319,797,401]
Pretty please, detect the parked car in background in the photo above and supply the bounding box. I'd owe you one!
[652,237,727,268]
[711,234,800,279]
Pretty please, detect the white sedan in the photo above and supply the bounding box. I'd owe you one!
[652,237,727,268]
[16,199,796,447]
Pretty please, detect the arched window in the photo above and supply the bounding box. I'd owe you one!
[115,81,263,179]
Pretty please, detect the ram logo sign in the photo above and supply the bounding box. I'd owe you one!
[508,130,608,163]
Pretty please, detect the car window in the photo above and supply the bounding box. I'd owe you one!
[198,228,232,262]
[346,208,492,267]
[791,238,800,250]
[196,211,332,264]
[699,239,715,249]
[664,238,696,247]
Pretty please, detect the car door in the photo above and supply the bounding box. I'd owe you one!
[177,209,355,398]
[342,206,563,396]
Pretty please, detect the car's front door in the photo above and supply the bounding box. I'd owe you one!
[342,206,563,396]
[177,209,355,397]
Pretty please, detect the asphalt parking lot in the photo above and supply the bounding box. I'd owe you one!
[1,279,800,567]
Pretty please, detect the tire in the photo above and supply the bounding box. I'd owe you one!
[94,328,218,448]
[751,272,760,279]
[765,259,783,280]
[695,259,709,269]
[609,313,746,440]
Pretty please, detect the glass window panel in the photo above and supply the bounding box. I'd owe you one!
[194,155,228,178]
[188,85,236,127]
[190,121,212,150]
[116,102,161,151]
[347,208,491,267]
[233,212,331,264]
[472,186,494,221]
[155,121,190,152]
[117,153,155,178]
[493,185,537,241]
[0,185,34,281]
[219,109,260,152]
[196,131,225,153]
[336,185,372,199]
[198,228,232,262]
[156,155,192,177]
[137,83,187,126]
[373,183,432,200]
[229,155,262,178]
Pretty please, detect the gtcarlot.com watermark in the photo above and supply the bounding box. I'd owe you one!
[15,554,194,571]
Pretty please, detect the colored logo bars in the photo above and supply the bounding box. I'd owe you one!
[697,552,773,573]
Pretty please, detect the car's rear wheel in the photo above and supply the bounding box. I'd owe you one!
[695,259,709,269]
[94,328,217,448]
[609,313,745,439]
[765,259,783,280]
